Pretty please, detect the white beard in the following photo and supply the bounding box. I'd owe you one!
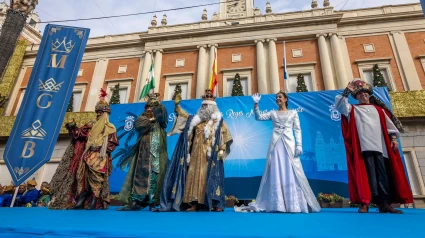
[188,105,222,157]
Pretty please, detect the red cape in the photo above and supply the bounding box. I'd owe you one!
[341,105,413,205]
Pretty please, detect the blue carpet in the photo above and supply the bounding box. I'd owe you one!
[0,207,424,237]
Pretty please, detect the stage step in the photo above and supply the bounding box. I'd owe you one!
[414,196,425,208]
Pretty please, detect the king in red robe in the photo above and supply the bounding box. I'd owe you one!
[336,79,413,214]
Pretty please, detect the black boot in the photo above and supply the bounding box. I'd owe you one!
[72,190,87,210]
[379,202,403,214]
[116,200,142,211]
[86,196,97,210]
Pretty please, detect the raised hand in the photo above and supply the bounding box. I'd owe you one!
[252,93,261,104]
[174,93,182,105]
[346,82,355,92]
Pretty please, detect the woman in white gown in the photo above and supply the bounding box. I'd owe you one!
[236,91,321,213]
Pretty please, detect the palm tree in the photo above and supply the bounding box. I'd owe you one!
[113,142,136,171]
[0,1,38,82]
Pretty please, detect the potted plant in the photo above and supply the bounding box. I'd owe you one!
[317,193,344,208]
[225,195,239,207]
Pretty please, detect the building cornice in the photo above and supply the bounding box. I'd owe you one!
[339,11,424,26]
[139,14,344,43]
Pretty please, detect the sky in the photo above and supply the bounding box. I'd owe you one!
[27,0,421,37]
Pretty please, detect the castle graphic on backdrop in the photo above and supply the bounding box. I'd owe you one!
[314,131,347,171]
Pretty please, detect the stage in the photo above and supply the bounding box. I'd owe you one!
[0,207,424,237]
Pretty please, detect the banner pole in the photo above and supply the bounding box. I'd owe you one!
[10,186,19,207]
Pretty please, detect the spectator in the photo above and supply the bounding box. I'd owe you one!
[17,180,39,207]
[0,185,16,207]
[37,184,51,207]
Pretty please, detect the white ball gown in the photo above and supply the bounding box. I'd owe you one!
[235,108,321,213]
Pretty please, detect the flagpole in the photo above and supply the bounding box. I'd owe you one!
[10,186,19,207]
[215,47,219,97]
[283,41,288,93]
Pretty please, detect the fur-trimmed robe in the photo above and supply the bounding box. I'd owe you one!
[166,103,232,208]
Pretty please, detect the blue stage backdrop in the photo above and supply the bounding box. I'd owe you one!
[4,25,90,185]
[109,88,398,199]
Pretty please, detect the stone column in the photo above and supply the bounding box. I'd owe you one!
[255,39,268,94]
[208,44,218,88]
[317,34,335,90]
[330,33,348,89]
[267,38,280,92]
[136,51,152,102]
[339,36,355,82]
[391,31,422,90]
[196,45,208,98]
[153,49,163,93]
[85,59,109,110]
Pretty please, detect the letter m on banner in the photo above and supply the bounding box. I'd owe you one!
[3,25,90,185]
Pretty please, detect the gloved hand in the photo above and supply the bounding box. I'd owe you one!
[186,154,190,165]
[252,93,261,104]
[218,150,224,160]
[174,94,182,105]
[295,146,303,157]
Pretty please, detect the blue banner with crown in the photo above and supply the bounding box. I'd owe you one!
[3,25,90,185]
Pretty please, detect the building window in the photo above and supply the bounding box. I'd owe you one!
[402,151,425,196]
[363,44,375,53]
[226,77,248,96]
[71,83,87,112]
[283,62,317,93]
[292,49,303,58]
[164,72,193,100]
[118,65,127,74]
[362,69,392,90]
[287,73,313,93]
[119,88,129,103]
[29,18,37,28]
[14,89,26,116]
[72,91,83,112]
[105,79,133,103]
[355,57,396,91]
[175,59,185,67]
[221,68,252,96]
[232,54,242,63]
[168,83,189,100]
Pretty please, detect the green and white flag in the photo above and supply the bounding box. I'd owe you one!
[139,60,155,100]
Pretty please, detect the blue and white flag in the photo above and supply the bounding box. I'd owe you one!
[421,0,425,16]
[283,41,288,81]
[3,25,90,185]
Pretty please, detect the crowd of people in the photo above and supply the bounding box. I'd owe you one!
[0,180,51,207]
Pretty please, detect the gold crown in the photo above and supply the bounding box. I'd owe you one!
[52,37,75,53]
[39,78,63,92]
[146,93,161,107]
[95,99,111,113]
[351,79,373,98]
[201,89,216,101]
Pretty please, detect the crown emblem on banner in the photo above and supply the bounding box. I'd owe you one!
[39,78,64,92]
[22,120,47,140]
[52,37,75,53]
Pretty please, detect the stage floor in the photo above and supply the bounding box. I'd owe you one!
[0,207,424,237]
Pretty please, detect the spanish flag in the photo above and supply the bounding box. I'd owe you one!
[209,49,218,94]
